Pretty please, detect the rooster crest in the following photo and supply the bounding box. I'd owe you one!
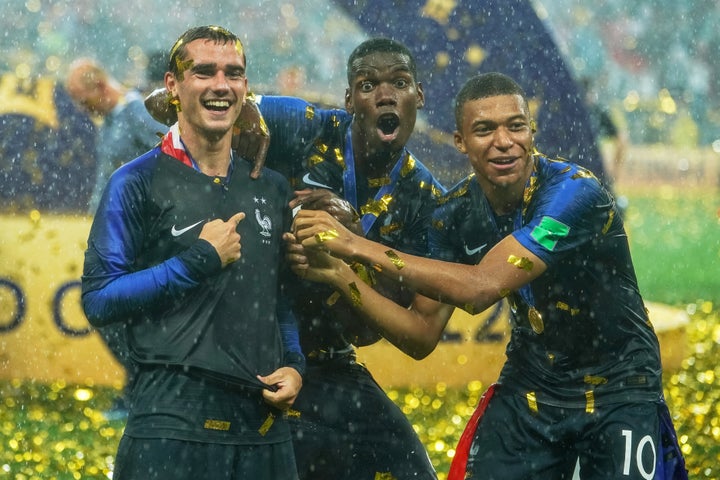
[255,209,272,237]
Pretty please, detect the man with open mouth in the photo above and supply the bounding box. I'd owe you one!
[258,38,446,479]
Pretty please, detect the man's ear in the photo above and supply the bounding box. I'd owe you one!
[344,88,353,115]
[416,82,425,109]
[454,131,467,153]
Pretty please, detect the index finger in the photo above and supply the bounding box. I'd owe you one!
[228,212,246,225]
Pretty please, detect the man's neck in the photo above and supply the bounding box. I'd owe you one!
[352,140,403,178]
[480,181,525,216]
[178,124,232,176]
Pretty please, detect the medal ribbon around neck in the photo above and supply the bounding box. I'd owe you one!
[342,129,410,235]
[496,154,541,332]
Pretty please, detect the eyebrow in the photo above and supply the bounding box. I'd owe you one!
[190,62,245,73]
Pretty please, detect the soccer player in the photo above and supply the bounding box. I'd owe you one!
[81,25,304,480]
[260,38,443,479]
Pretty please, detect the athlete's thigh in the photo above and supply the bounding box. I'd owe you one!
[112,436,234,480]
[112,436,298,480]
[465,389,576,479]
[290,362,434,479]
[577,402,660,480]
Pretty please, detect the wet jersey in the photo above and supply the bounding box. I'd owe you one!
[258,95,446,351]
[82,146,300,389]
[430,155,662,408]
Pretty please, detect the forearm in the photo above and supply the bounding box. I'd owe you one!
[346,235,499,313]
[327,262,450,359]
[82,241,221,327]
[82,257,200,326]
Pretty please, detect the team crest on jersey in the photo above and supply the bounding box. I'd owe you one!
[253,196,272,244]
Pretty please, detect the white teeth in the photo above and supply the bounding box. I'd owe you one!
[205,100,230,108]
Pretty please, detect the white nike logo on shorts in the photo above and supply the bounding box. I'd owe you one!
[171,220,205,237]
[302,173,333,190]
[464,243,488,256]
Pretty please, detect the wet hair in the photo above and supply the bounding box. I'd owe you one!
[346,38,416,85]
[454,72,529,130]
[167,25,245,77]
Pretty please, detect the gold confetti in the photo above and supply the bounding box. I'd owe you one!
[585,391,595,414]
[400,154,416,177]
[385,250,405,270]
[360,194,393,217]
[348,282,362,306]
[507,254,533,271]
[204,419,231,431]
[584,375,608,386]
[526,391,538,414]
[304,105,315,120]
[314,229,339,243]
[326,291,341,306]
[368,176,391,188]
[258,412,275,436]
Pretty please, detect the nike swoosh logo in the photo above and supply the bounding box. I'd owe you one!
[464,243,488,256]
[302,173,333,190]
[171,220,205,237]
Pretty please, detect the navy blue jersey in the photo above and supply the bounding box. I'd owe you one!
[82,146,298,390]
[258,95,446,350]
[430,155,662,407]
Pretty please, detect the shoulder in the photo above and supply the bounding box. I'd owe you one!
[405,154,446,189]
[537,155,605,195]
[257,95,349,123]
[438,174,478,206]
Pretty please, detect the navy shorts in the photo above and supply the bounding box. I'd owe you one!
[112,436,298,480]
[289,355,436,479]
[463,385,685,480]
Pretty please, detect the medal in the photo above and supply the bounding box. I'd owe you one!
[528,307,544,334]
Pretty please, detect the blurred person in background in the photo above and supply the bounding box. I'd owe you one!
[66,57,169,215]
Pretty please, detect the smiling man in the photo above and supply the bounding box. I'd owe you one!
[81,26,304,480]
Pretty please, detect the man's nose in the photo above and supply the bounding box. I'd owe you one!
[376,82,397,105]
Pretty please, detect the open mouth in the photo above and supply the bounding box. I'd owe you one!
[203,99,231,111]
[377,113,400,137]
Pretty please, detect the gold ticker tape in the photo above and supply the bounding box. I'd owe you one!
[314,229,339,243]
[507,254,534,271]
[385,250,405,270]
[258,412,275,436]
[348,282,362,306]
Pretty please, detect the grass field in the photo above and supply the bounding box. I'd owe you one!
[623,184,720,306]
[1,184,719,479]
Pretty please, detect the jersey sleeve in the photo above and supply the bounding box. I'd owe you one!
[513,168,613,267]
[256,95,347,181]
[81,160,221,327]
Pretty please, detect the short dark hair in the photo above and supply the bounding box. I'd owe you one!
[346,38,416,85]
[168,25,245,78]
[454,72,528,130]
